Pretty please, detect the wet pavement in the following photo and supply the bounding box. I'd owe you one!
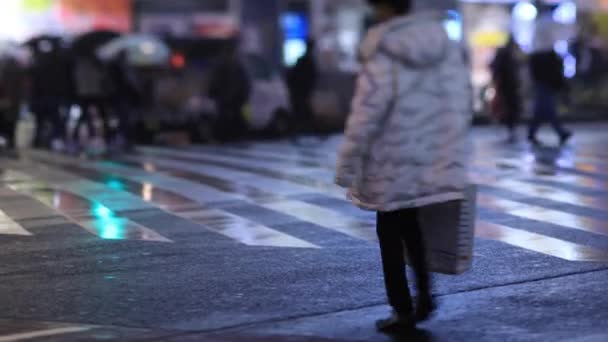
[0,124,607,341]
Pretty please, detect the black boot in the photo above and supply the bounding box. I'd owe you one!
[415,295,437,322]
[376,310,416,333]
[559,131,573,146]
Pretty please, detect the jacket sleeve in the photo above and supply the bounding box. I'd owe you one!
[335,51,395,188]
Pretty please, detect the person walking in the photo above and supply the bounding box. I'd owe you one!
[287,40,319,135]
[491,36,524,143]
[0,57,26,150]
[30,47,69,148]
[72,54,110,150]
[209,40,251,141]
[528,29,572,146]
[335,0,471,333]
[107,51,141,151]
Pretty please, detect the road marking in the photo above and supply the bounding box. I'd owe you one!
[135,148,345,198]
[0,326,92,342]
[149,145,335,172]
[27,151,318,249]
[260,200,377,241]
[476,221,608,262]
[471,172,608,211]
[2,164,172,243]
[179,208,318,248]
[478,194,608,237]
[0,209,31,236]
[119,154,325,197]
[27,149,245,205]
[473,158,608,190]
[7,146,608,262]
[198,146,331,169]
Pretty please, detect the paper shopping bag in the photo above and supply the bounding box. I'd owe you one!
[405,185,477,275]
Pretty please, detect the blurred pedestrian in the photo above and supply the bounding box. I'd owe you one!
[209,40,251,141]
[335,0,471,333]
[0,57,26,149]
[528,29,572,146]
[491,36,523,143]
[107,51,141,150]
[72,53,110,149]
[571,23,604,83]
[29,43,71,148]
[287,39,319,135]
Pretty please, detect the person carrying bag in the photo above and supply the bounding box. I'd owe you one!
[335,0,472,333]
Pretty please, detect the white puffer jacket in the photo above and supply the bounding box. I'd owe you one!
[335,12,472,212]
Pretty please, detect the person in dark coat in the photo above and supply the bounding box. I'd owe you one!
[107,51,141,150]
[528,46,572,146]
[208,41,251,141]
[72,53,109,147]
[491,37,523,143]
[288,40,319,134]
[29,46,72,148]
[0,57,26,149]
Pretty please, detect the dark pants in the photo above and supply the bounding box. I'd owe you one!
[113,99,135,147]
[498,90,521,135]
[216,104,246,141]
[0,110,19,148]
[31,97,63,147]
[73,97,108,143]
[377,207,430,315]
[291,92,318,134]
[528,85,568,139]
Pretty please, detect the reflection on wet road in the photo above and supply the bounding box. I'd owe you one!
[476,221,608,262]
[1,126,608,262]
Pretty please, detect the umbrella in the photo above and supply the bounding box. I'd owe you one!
[97,34,171,66]
[71,30,121,57]
[0,41,31,63]
[24,35,63,54]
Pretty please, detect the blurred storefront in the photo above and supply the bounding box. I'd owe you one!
[134,0,238,40]
[0,0,132,42]
[461,0,584,118]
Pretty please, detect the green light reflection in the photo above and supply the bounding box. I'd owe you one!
[92,203,125,240]
[106,179,125,191]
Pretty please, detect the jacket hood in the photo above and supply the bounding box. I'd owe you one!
[359,12,449,68]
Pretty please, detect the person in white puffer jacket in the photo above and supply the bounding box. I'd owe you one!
[335,0,472,333]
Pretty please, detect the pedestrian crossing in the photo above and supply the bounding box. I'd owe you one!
[2,133,608,262]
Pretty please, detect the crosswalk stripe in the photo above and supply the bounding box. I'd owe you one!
[113,157,276,199]
[471,172,608,211]
[0,169,35,184]
[472,159,608,194]
[135,147,345,197]
[190,145,335,169]
[477,154,608,180]
[2,161,172,243]
[260,200,377,241]
[0,208,32,236]
[122,149,608,259]
[105,153,386,243]
[179,208,319,248]
[8,183,172,243]
[73,153,378,243]
[228,141,329,158]
[115,150,608,255]
[141,146,319,174]
[27,151,319,249]
[175,146,338,182]
[6,141,608,262]
[117,155,329,197]
[475,221,608,262]
[478,194,608,237]
[0,326,93,342]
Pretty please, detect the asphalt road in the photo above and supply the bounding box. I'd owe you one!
[1,124,607,341]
